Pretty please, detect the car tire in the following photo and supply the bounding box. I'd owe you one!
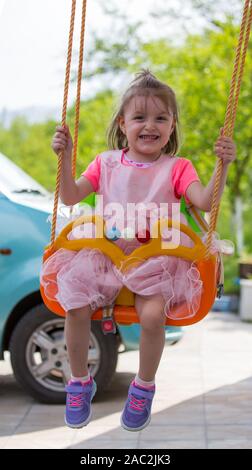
[9,303,118,404]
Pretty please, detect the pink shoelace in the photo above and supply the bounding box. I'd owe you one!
[129,394,147,411]
[67,392,84,408]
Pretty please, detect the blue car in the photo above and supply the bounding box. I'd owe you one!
[0,152,183,403]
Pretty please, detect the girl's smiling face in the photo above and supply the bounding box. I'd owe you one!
[118,94,175,162]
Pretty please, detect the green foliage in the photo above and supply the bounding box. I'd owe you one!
[0,117,57,191]
[133,20,252,203]
[68,90,115,176]
[223,255,240,294]
[1,13,251,293]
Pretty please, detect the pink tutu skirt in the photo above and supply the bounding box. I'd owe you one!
[40,220,226,320]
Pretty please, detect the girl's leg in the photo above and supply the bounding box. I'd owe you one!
[64,305,93,378]
[135,294,166,382]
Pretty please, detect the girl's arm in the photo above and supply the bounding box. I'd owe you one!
[59,157,94,206]
[186,163,229,212]
[186,129,236,212]
[52,124,94,205]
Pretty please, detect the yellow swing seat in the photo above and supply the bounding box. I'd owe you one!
[40,214,219,327]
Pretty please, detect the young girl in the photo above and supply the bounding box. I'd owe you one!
[41,70,236,432]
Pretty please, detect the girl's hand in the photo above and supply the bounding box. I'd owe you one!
[214,127,236,165]
[51,124,73,159]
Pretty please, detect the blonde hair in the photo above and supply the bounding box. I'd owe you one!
[107,69,180,156]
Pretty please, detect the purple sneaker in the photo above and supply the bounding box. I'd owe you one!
[120,381,155,431]
[64,377,97,428]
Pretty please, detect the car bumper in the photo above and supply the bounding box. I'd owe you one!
[118,324,183,351]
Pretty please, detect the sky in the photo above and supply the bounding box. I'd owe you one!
[0,0,239,119]
[0,0,176,116]
[0,0,105,112]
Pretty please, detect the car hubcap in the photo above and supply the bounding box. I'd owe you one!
[26,319,100,393]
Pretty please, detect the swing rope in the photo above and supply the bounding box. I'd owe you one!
[49,0,252,265]
[72,0,87,179]
[50,0,87,246]
[205,0,252,258]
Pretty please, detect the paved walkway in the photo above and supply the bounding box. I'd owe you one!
[0,312,252,449]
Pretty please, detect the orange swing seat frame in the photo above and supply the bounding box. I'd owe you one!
[40,215,219,327]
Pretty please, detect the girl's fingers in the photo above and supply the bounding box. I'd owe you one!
[215,131,236,163]
[56,126,65,133]
[52,125,72,156]
[53,138,67,146]
[216,143,232,149]
[53,145,63,151]
[216,139,232,144]
[53,145,66,154]
[225,152,235,157]
[56,125,69,137]
[216,150,234,156]
[52,141,64,148]
[216,152,235,159]
[54,139,67,146]
[55,130,67,138]
[215,146,234,153]
[54,134,68,143]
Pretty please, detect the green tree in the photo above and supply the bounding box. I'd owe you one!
[83,10,252,258]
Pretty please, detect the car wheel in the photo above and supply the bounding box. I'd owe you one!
[9,303,118,403]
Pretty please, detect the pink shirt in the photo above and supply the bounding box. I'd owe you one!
[81,148,200,204]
